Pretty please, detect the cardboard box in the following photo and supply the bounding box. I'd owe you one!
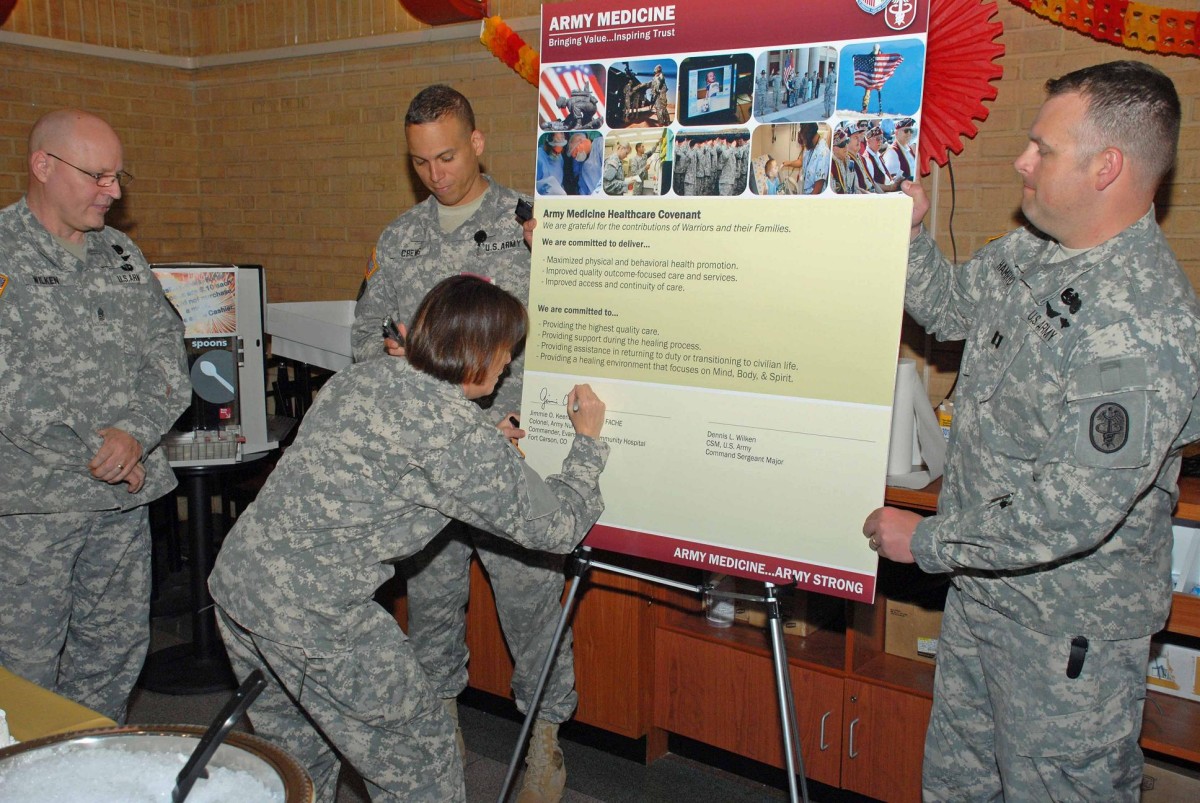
[1141,756,1200,800]
[1146,640,1200,703]
[0,666,115,741]
[884,599,944,665]
[732,580,840,637]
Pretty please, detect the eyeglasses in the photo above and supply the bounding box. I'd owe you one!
[47,153,134,188]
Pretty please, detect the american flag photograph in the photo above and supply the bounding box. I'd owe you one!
[539,63,606,129]
[837,39,925,116]
[853,51,903,91]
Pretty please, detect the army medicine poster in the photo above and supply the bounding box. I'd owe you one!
[520,0,930,603]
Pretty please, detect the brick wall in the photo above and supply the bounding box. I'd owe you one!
[0,43,200,257]
[0,2,542,301]
[190,40,537,301]
[2,2,1199,397]
[1,0,190,54]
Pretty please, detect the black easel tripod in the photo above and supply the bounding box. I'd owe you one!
[497,545,810,803]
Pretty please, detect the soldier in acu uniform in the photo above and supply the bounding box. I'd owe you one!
[351,85,579,803]
[556,89,601,130]
[0,109,190,721]
[647,64,672,125]
[603,142,631,196]
[863,61,1200,801]
[754,69,768,117]
[823,66,837,119]
[212,276,608,803]
[627,140,659,194]
[619,62,649,125]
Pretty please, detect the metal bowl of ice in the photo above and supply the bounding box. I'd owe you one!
[0,724,313,803]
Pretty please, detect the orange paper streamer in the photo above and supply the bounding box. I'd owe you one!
[1011,0,1200,56]
[480,15,539,87]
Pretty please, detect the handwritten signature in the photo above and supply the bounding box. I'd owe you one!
[538,387,570,411]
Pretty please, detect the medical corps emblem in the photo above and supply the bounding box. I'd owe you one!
[884,0,918,30]
[1090,402,1129,453]
[856,0,916,30]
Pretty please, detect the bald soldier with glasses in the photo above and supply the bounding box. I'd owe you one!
[0,109,189,722]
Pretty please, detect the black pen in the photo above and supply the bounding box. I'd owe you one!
[508,415,525,458]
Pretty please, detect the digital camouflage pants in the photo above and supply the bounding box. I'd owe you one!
[0,506,150,722]
[218,608,463,803]
[403,519,577,723]
[924,584,1148,802]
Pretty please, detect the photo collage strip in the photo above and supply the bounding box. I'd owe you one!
[536,38,926,199]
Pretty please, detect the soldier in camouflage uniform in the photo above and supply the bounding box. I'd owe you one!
[603,143,631,196]
[212,276,609,802]
[717,138,743,197]
[754,69,768,117]
[350,85,577,802]
[0,110,189,721]
[823,67,837,119]
[647,65,672,126]
[627,140,659,195]
[676,136,696,195]
[863,62,1200,801]
[555,89,601,131]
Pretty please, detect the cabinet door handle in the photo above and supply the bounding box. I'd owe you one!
[819,711,831,751]
[848,717,860,759]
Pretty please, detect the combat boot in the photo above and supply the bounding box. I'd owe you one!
[515,720,565,802]
[441,697,466,765]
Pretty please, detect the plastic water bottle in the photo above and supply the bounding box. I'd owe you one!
[704,573,735,627]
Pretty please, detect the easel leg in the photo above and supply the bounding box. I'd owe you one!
[497,546,593,803]
[766,582,809,803]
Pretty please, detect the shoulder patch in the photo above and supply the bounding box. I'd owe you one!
[1090,402,1129,453]
[364,249,379,281]
[0,273,7,300]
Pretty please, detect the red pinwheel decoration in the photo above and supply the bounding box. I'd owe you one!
[917,0,1006,175]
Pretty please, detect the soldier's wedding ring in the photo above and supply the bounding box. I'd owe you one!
[868,536,880,551]
[116,463,125,470]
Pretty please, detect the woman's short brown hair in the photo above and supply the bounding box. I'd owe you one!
[405,275,527,385]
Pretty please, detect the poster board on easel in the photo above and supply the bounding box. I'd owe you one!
[521,0,932,605]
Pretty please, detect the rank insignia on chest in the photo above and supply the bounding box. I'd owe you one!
[1090,402,1129,453]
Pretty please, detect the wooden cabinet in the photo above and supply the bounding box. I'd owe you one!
[841,680,929,802]
[649,579,932,800]
[653,627,843,787]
